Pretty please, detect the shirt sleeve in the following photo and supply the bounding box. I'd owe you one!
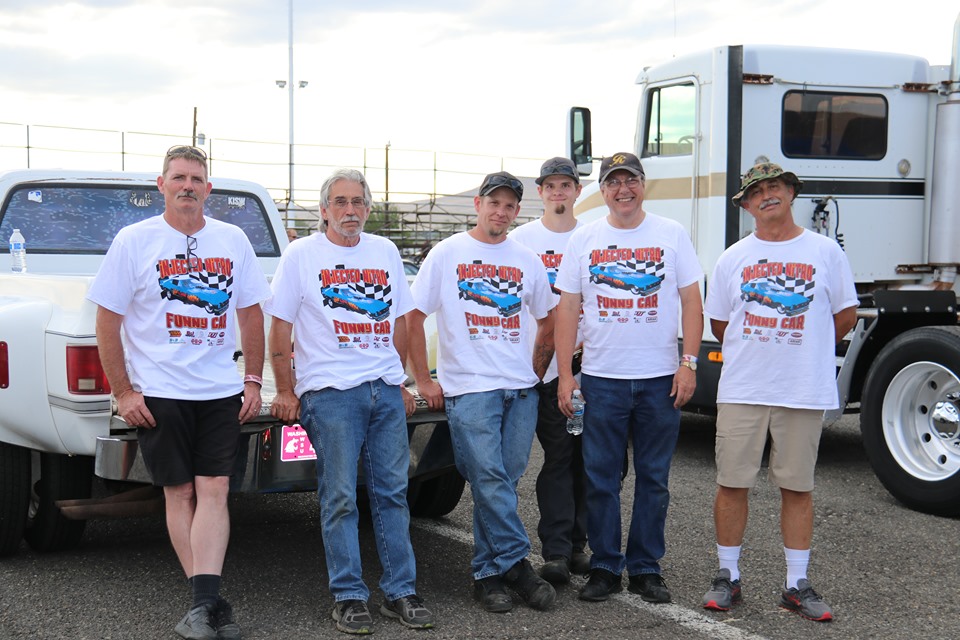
[704,253,734,321]
[263,243,303,323]
[554,230,583,295]
[87,228,137,315]
[410,243,444,315]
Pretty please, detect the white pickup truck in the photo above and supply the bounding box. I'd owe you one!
[0,169,462,557]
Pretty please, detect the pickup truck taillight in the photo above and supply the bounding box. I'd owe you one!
[66,345,110,394]
[0,342,8,389]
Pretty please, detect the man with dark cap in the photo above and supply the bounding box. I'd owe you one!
[554,152,703,604]
[701,162,856,621]
[509,157,590,584]
[407,171,559,613]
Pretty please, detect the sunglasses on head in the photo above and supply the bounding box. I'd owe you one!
[166,145,208,161]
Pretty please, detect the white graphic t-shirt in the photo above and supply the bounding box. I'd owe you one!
[555,213,702,380]
[87,215,271,400]
[411,232,556,396]
[264,232,414,396]
[509,218,582,383]
[705,229,858,409]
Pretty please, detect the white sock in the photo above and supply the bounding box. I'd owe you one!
[717,544,741,582]
[784,547,810,589]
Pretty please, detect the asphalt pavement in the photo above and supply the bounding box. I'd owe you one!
[0,413,957,639]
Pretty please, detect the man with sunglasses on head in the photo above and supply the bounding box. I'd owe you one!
[265,169,434,635]
[407,171,558,614]
[89,145,271,640]
[508,157,590,585]
[554,152,703,604]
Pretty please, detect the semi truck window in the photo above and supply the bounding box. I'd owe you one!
[781,91,887,160]
[0,185,281,256]
[642,83,696,157]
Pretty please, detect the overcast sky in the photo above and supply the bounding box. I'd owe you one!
[1,0,957,193]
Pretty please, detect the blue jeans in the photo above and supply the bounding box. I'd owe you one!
[445,388,539,580]
[580,373,680,576]
[299,380,417,602]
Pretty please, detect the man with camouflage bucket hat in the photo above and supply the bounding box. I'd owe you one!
[731,162,802,207]
[702,162,857,621]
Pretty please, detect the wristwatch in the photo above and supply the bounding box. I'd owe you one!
[680,360,697,371]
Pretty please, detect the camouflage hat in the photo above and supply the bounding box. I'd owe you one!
[732,162,802,207]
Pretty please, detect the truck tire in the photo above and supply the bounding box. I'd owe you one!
[24,453,94,552]
[861,326,960,516]
[0,442,30,556]
[408,469,465,518]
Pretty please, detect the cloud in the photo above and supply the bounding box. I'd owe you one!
[0,45,177,96]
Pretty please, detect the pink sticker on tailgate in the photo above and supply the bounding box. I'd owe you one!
[280,424,317,461]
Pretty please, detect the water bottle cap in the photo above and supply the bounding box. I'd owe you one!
[572,389,581,397]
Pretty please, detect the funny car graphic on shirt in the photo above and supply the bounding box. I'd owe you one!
[156,251,234,346]
[457,260,525,342]
[319,263,395,350]
[739,259,815,345]
[588,245,665,324]
[540,249,563,295]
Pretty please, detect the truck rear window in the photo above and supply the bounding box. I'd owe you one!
[781,91,887,160]
[0,184,281,256]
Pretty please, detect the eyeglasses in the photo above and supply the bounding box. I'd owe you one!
[166,145,207,161]
[603,176,642,189]
[331,197,368,210]
[481,175,524,197]
[186,235,198,267]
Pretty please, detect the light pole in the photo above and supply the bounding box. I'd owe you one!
[276,0,308,210]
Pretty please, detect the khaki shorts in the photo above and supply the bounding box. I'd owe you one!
[715,403,823,492]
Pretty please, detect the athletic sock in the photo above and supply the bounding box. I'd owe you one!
[784,547,810,589]
[717,544,741,582]
[192,574,221,608]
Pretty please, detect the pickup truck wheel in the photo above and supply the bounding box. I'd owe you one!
[0,442,30,556]
[24,453,94,552]
[408,469,465,518]
[861,326,960,516]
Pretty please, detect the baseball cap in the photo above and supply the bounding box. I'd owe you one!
[732,162,802,207]
[535,157,580,185]
[478,171,523,201]
[599,152,645,184]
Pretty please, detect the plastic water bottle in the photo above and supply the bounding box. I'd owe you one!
[567,390,585,435]
[8,228,26,273]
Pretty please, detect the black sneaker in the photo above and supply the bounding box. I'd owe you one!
[570,550,591,576]
[702,569,742,611]
[332,599,374,635]
[628,573,671,603]
[503,559,557,610]
[380,594,435,629]
[212,597,241,640]
[539,556,571,584]
[780,579,833,622]
[578,568,623,602]
[473,575,513,613]
[175,603,217,640]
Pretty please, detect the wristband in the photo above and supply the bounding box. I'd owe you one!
[681,354,698,363]
[244,374,263,386]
